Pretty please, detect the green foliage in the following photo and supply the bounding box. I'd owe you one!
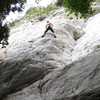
[63,0,95,18]
[0,24,9,39]
[25,3,56,19]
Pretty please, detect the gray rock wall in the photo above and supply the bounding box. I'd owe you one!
[2,8,98,100]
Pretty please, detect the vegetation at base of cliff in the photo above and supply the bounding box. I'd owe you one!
[62,0,95,18]
[25,3,56,19]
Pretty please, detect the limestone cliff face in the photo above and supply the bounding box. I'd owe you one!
[1,8,100,100]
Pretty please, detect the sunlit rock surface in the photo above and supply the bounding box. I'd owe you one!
[0,8,83,99]
[40,13,100,100]
[72,13,100,61]
[1,8,100,100]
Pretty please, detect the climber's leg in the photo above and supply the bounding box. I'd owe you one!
[42,28,49,37]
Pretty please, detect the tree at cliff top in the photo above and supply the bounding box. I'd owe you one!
[0,0,41,42]
[63,0,95,18]
[0,0,26,25]
[56,0,63,6]
[0,0,27,44]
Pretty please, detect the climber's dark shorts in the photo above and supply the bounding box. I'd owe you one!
[44,26,54,33]
[42,26,56,38]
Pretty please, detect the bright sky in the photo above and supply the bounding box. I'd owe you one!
[3,0,56,24]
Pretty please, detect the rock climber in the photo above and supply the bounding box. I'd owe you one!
[42,21,56,38]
